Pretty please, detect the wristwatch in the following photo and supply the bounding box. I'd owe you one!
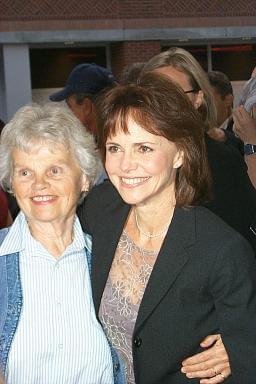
[244,144,256,155]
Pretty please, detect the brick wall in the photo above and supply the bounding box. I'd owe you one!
[111,41,161,78]
[1,0,256,21]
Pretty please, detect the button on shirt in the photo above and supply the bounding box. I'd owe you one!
[2,212,113,384]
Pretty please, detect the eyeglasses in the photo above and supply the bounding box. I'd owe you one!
[184,89,199,94]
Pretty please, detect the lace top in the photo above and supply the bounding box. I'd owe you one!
[99,231,158,384]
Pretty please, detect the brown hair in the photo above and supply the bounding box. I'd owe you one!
[207,70,233,99]
[95,72,211,207]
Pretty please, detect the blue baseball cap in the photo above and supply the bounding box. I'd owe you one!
[49,63,116,101]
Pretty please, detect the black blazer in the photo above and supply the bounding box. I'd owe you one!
[204,136,256,253]
[78,181,256,384]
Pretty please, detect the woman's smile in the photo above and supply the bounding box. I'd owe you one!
[31,195,58,204]
[120,177,150,187]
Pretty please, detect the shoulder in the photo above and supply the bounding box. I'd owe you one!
[82,180,123,214]
[77,180,126,232]
[88,180,121,206]
[204,136,256,246]
[194,205,243,235]
[205,135,245,169]
[193,206,254,255]
[176,205,247,244]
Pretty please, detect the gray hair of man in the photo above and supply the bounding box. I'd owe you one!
[0,103,102,202]
[143,47,217,132]
[239,77,256,113]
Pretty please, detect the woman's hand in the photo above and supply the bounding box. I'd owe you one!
[181,334,231,383]
[233,106,256,144]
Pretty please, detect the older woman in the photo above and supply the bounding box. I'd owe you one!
[0,103,123,384]
[78,72,256,384]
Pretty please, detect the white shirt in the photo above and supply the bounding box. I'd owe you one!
[2,212,113,384]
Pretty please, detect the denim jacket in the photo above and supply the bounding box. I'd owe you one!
[0,228,125,384]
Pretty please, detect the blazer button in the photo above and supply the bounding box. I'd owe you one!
[114,363,120,371]
[134,336,142,347]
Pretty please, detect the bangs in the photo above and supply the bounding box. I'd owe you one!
[104,105,161,142]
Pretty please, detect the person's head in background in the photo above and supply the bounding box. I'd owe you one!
[207,70,234,127]
[142,47,217,132]
[119,62,145,85]
[49,63,116,136]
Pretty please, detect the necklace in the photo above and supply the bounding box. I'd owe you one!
[134,210,169,238]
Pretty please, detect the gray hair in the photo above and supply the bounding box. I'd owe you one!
[239,77,256,112]
[143,47,217,131]
[0,103,102,199]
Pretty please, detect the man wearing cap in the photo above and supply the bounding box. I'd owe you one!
[49,63,116,135]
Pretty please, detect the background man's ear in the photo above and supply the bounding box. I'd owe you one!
[225,94,234,108]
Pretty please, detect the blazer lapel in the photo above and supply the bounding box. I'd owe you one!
[135,207,196,332]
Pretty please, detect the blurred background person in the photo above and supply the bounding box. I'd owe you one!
[49,63,116,136]
[207,70,243,154]
[233,74,256,188]
[0,103,121,384]
[143,47,256,254]
[207,70,234,130]
[50,63,116,184]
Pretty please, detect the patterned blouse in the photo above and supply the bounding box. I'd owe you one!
[99,231,158,384]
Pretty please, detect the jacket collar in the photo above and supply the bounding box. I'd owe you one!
[135,206,196,331]
[92,201,197,329]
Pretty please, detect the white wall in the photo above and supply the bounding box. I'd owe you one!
[32,88,64,105]
[0,44,32,122]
